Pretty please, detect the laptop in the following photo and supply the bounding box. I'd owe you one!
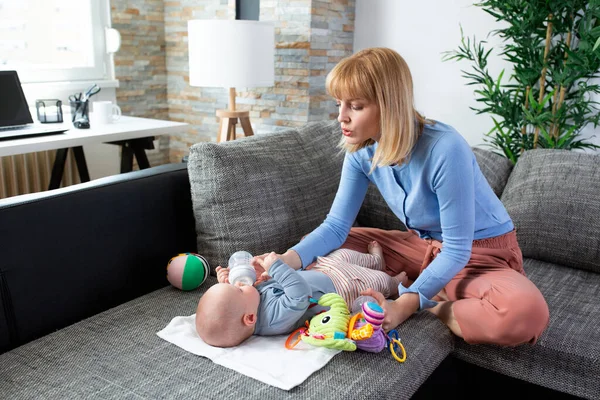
[0,70,68,140]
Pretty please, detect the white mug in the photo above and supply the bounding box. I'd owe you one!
[92,101,121,124]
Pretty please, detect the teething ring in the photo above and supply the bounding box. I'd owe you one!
[389,339,406,363]
[285,327,305,349]
[347,312,362,337]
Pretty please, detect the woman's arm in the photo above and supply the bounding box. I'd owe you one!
[290,153,370,268]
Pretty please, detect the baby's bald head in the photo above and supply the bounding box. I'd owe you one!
[195,283,258,348]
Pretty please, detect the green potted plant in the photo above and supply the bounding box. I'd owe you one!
[444,0,600,163]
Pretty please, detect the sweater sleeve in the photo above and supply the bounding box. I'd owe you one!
[398,136,475,310]
[256,259,312,335]
[291,153,370,268]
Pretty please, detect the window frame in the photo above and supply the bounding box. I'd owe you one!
[0,0,113,84]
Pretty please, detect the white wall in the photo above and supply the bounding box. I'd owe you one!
[354,0,600,149]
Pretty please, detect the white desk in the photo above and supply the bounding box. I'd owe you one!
[0,116,188,189]
[0,116,187,157]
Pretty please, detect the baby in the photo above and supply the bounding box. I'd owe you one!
[195,241,407,348]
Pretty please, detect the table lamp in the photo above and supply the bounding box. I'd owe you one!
[188,20,275,142]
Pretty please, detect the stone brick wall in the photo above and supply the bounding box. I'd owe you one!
[309,1,355,122]
[111,0,355,165]
[111,1,170,166]
[164,0,237,163]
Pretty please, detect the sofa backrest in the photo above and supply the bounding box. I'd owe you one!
[501,149,600,273]
[472,147,514,198]
[187,120,344,270]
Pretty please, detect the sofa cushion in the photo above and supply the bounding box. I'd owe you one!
[187,121,343,270]
[501,149,600,273]
[0,277,454,399]
[453,258,600,399]
[472,147,514,198]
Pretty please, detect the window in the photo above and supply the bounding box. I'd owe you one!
[0,0,112,83]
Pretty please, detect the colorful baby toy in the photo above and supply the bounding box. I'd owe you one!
[285,293,406,362]
[166,253,210,291]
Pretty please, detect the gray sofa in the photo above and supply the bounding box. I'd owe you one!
[0,120,598,399]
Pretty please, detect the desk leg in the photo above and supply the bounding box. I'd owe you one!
[72,146,90,183]
[119,138,153,173]
[48,147,91,190]
[49,148,69,190]
[121,143,134,173]
[133,143,150,169]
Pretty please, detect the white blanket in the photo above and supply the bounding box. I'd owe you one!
[157,314,341,390]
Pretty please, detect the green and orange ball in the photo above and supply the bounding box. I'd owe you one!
[166,253,210,291]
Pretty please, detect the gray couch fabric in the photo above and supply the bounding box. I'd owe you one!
[472,147,514,198]
[501,150,600,274]
[0,276,453,400]
[454,258,600,399]
[356,184,408,231]
[188,121,344,272]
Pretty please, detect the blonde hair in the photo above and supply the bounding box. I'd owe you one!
[326,47,429,170]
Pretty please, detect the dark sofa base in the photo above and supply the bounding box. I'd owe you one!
[414,355,583,399]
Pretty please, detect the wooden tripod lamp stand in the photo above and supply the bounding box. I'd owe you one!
[188,20,275,143]
[216,88,253,142]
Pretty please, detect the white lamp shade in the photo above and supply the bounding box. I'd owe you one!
[188,20,275,88]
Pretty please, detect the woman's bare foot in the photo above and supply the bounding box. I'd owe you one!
[367,240,386,270]
[427,301,463,338]
[432,288,449,302]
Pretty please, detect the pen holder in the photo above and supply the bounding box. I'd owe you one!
[70,100,90,129]
[36,99,63,123]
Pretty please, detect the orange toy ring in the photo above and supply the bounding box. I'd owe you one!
[285,327,305,349]
[347,312,363,337]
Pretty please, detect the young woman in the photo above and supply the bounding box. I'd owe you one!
[256,47,549,346]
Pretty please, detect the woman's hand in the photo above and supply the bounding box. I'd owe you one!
[215,266,230,284]
[252,249,302,271]
[361,289,420,331]
[253,252,282,281]
[261,252,279,274]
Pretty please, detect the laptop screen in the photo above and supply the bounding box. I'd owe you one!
[0,71,34,128]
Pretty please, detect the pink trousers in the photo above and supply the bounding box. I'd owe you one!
[339,227,550,346]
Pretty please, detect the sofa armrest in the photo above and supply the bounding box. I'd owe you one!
[0,163,197,353]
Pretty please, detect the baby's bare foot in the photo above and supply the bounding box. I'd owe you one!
[390,271,408,297]
[367,240,386,270]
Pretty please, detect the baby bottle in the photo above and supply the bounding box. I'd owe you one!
[351,295,385,330]
[228,250,256,286]
[351,295,379,314]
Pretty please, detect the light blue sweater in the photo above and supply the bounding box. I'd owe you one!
[291,121,514,310]
[253,260,335,336]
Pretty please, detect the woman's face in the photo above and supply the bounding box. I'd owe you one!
[336,98,381,144]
